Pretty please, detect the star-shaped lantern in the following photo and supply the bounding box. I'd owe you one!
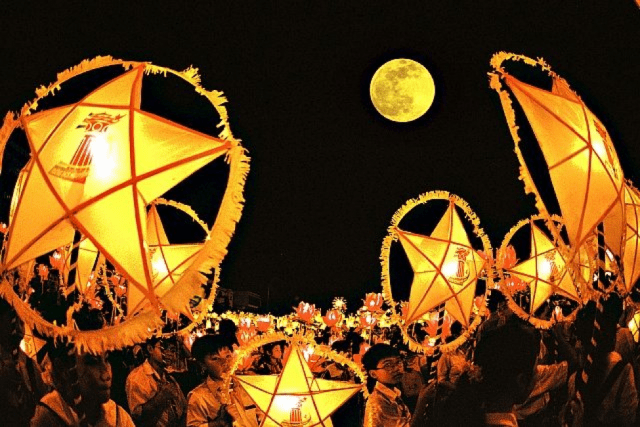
[623,184,640,293]
[235,343,362,426]
[505,221,580,314]
[397,200,485,328]
[3,65,230,315]
[496,64,626,263]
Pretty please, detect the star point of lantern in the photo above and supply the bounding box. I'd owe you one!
[397,201,485,328]
[235,343,361,427]
[4,65,230,316]
[506,222,579,314]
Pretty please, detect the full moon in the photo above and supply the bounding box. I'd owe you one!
[370,59,436,123]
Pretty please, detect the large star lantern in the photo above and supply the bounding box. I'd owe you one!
[492,55,626,264]
[397,201,485,328]
[505,221,580,314]
[3,65,231,315]
[235,343,361,426]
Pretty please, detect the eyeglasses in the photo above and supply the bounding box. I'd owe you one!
[375,358,403,371]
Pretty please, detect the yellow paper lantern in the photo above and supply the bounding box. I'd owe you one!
[235,342,362,426]
[500,217,581,316]
[490,52,626,272]
[0,56,249,352]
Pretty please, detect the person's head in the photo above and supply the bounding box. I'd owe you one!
[474,316,539,407]
[575,295,623,356]
[191,334,233,380]
[218,319,237,336]
[445,321,463,344]
[362,344,404,391]
[264,342,283,360]
[49,344,112,405]
[145,336,166,368]
[486,289,506,313]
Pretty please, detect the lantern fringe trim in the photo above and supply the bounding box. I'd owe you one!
[488,52,558,237]
[380,190,493,354]
[224,332,369,406]
[0,279,163,354]
[0,56,249,352]
[0,112,18,173]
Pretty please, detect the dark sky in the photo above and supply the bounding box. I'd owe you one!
[1,2,639,314]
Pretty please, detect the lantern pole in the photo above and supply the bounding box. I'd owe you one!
[427,302,446,382]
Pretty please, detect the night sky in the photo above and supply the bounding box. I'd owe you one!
[1,2,639,314]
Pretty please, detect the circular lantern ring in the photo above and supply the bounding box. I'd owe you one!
[497,214,587,329]
[0,56,249,353]
[224,331,369,406]
[380,190,492,354]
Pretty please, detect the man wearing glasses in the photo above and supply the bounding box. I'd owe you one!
[125,337,187,426]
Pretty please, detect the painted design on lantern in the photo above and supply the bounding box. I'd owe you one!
[282,396,311,426]
[593,119,620,181]
[446,247,471,287]
[50,112,126,183]
[544,251,562,284]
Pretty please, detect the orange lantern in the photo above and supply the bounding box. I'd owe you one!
[256,315,271,333]
[363,293,384,312]
[0,222,8,234]
[360,312,377,328]
[49,249,65,271]
[295,302,316,324]
[235,343,361,427]
[322,309,342,328]
[239,316,253,331]
[37,264,49,281]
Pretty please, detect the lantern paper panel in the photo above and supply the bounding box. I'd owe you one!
[624,184,640,291]
[503,74,625,260]
[398,201,484,328]
[236,344,361,427]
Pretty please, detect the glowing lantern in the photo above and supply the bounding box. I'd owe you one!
[235,343,362,426]
[37,264,49,281]
[629,311,640,343]
[360,312,377,328]
[502,219,580,314]
[322,309,342,328]
[0,57,249,352]
[0,222,7,234]
[295,302,316,324]
[332,297,347,312]
[491,53,626,266]
[397,200,486,328]
[237,328,256,346]
[239,316,253,331]
[424,313,452,339]
[112,274,127,298]
[623,184,640,292]
[497,245,518,270]
[363,293,384,312]
[49,249,65,271]
[257,315,271,333]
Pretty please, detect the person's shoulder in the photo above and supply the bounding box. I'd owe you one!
[187,381,209,401]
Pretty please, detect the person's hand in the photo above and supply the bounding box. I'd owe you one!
[224,403,240,420]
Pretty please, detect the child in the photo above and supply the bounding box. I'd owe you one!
[362,344,428,427]
[187,334,256,427]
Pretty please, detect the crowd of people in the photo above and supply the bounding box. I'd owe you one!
[1,289,640,426]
